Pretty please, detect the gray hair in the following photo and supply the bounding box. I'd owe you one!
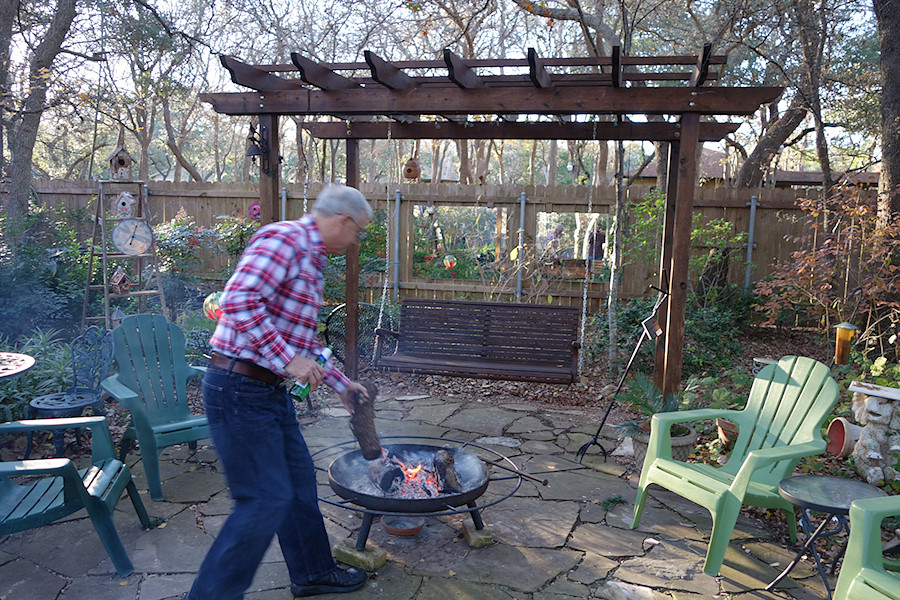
[312,184,372,222]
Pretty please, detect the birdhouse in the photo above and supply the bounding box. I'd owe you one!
[106,128,135,181]
[247,201,261,221]
[403,157,420,180]
[115,192,136,217]
[110,266,134,295]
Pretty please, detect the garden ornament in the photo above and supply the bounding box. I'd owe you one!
[851,391,899,484]
[248,201,261,221]
[115,191,136,217]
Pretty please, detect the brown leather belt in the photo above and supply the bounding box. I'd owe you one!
[209,352,283,386]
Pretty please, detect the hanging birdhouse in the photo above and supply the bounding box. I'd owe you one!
[115,192,136,217]
[110,266,134,295]
[403,157,420,180]
[106,128,135,181]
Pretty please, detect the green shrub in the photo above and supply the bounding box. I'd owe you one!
[0,330,72,420]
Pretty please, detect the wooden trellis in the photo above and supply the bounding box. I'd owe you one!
[200,45,782,393]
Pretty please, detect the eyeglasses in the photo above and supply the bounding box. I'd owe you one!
[345,214,368,241]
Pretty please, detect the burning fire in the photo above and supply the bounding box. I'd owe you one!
[396,458,440,497]
[370,449,442,498]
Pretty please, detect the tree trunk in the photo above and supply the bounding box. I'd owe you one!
[0,0,18,179]
[874,0,900,226]
[5,0,75,241]
[735,99,806,188]
[162,98,203,182]
[654,142,669,190]
[457,140,472,184]
[547,139,558,186]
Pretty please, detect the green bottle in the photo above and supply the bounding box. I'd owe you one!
[289,347,332,403]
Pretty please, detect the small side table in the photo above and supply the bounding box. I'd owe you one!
[766,474,887,600]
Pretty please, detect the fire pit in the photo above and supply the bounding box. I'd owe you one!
[314,436,524,551]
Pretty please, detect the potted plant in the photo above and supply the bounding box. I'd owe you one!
[615,373,699,466]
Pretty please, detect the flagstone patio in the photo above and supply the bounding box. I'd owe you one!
[0,393,835,599]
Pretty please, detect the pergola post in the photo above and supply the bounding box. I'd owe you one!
[661,113,701,395]
[345,139,360,379]
[258,114,280,224]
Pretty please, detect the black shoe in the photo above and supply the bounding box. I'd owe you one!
[291,567,367,597]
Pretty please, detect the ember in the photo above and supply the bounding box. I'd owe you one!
[366,448,461,499]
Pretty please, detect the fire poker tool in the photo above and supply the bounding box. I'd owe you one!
[481,458,549,486]
[349,381,381,460]
[575,284,669,463]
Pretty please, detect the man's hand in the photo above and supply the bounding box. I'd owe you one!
[284,355,325,391]
[339,382,369,414]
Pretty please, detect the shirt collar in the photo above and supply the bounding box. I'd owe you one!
[299,214,327,271]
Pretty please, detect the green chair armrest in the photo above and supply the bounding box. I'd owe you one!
[100,374,139,402]
[0,416,107,434]
[730,440,825,497]
[0,457,75,476]
[851,496,900,566]
[190,365,207,377]
[653,408,740,427]
[0,416,118,462]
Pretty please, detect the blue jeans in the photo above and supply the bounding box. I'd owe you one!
[187,366,336,600]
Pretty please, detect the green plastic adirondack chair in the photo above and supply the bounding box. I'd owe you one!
[0,416,151,576]
[631,355,838,576]
[101,314,209,501]
[833,495,900,600]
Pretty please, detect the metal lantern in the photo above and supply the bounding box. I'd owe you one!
[834,322,858,365]
[443,255,457,270]
[203,291,225,322]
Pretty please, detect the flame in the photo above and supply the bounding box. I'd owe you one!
[392,456,439,497]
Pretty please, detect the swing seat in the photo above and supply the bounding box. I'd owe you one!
[373,299,580,383]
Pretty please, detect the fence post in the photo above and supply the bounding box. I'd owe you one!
[744,194,759,290]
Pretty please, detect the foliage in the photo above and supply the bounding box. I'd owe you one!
[153,215,220,277]
[835,351,900,391]
[0,201,91,340]
[623,189,747,282]
[213,216,259,264]
[0,329,72,420]
[754,185,900,363]
[614,372,704,438]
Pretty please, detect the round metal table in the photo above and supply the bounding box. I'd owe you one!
[766,474,888,600]
[0,352,36,381]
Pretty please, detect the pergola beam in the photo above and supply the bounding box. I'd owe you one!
[302,120,740,141]
[528,48,553,88]
[290,53,360,90]
[365,51,417,89]
[200,86,782,117]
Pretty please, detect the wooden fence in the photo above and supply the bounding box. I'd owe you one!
[2,179,857,311]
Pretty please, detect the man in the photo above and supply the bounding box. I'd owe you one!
[186,184,371,600]
[542,224,564,260]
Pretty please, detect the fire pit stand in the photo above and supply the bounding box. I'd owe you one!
[313,436,524,551]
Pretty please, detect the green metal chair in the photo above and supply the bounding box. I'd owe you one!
[631,355,839,576]
[0,416,151,576]
[101,314,209,501]
[833,495,900,600]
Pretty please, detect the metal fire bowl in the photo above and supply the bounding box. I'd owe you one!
[328,443,489,514]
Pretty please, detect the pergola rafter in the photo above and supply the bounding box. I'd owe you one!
[201,46,783,394]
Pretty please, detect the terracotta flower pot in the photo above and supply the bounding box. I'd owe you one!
[716,418,738,450]
[826,417,863,458]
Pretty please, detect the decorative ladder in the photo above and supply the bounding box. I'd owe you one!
[81,180,167,330]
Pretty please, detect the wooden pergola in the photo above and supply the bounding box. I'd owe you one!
[200,46,782,394]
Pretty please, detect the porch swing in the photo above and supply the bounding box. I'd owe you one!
[368,136,599,384]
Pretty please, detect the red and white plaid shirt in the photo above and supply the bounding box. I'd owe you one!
[210,215,351,393]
